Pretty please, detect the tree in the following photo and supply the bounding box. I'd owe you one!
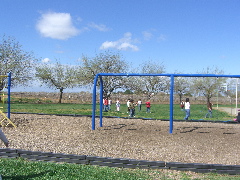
[174,75,191,102]
[125,61,167,99]
[0,35,39,90]
[35,61,78,103]
[192,67,226,104]
[223,78,240,100]
[77,51,128,98]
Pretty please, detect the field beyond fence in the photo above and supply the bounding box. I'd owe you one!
[11,92,239,105]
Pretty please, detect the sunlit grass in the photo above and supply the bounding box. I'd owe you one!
[1,158,240,180]
[0,158,152,180]
[9,103,233,121]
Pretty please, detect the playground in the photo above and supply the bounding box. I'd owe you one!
[1,72,240,167]
[1,112,240,166]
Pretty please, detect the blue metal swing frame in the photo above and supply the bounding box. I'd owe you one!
[92,73,240,133]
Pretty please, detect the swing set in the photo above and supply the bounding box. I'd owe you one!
[91,73,240,133]
[0,72,16,128]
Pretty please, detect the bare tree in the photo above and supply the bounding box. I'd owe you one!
[77,51,128,98]
[192,67,226,104]
[223,78,240,100]
[125,61,167,99]
[0,35,39,90]
[174,76,191,102]
[35,61,78,103]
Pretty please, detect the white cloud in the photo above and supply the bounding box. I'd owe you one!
[76,17,83,23]
[158,34,167,41]
[42,58,51,63]
[142,29,167,42]
[100,41,117,49]
[88,22,111,32]
[36,12,80,40]
[142,31,153,40]
[100,32,139,51]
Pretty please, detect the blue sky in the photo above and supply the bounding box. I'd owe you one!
[1,0,240,92]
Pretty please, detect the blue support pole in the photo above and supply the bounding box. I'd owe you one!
[169,75,174,134]
[99,76,103,127]
[91,73,240,133]
[7,72,11,119]
[91,74,99,130]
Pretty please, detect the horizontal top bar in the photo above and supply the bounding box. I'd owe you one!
[96,73,240,78]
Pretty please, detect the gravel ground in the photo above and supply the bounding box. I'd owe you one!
[1,113,240,165]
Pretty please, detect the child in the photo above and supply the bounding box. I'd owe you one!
[146,100,151,113]
[184,98,190,120]
[137,99,142,112]
[116,99,120,111]
[0,128,9,147]
[129,99,135,117]
[180,100,184,110]
[103,97,108,112]
[126,99,130,113]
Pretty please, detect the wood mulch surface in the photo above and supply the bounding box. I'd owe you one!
[1,113,240,165]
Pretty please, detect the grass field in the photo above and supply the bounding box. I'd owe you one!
[1,158,240,180]
[9,103,233,121]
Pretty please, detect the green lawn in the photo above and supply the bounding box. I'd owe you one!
[9,103,233,121]
[0,158,151,180]
[1,158,240,180]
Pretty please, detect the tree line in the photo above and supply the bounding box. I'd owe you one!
[0,35,237,103]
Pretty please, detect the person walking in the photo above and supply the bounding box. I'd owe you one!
[116,98,120,111]
[108,99,112,111]
[205,101,213,118]
[137,99,142,112]
[0,128,9,147]
[184,98,190,120]
[103,97,108,112]
[126,99,130,113]
[180,100,184,110]
[129,99,135,117]
[146,100,151,113]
